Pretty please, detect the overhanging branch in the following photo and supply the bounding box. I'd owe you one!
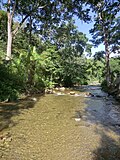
[12,4,47,37]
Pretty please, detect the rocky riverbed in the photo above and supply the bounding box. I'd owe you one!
[0,85,120,160]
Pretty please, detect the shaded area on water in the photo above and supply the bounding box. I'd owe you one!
[93,132,120,160]
[83,85,120,160]
[0,95,43,132]
[0,86,120,160]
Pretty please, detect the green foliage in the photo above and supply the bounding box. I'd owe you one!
[89,1,120,86]
[86,56,105,83]
[101,57,120,92]
[61,56,88,86]
[1,1,112,100]
[0,14,93,101]
[90,0,119,49]
[101,79,108,91]
[110,57,120,82]
[0,10,7,58]
[0,63,23,101]
[110,57,120,75]
[0,10,7,41]
[38,45,62,87]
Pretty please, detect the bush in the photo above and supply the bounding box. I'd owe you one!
[101,80,108,91]
[83,81,88,85]
[0,63,21,101]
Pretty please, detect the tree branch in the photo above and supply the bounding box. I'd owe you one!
[12,14,29,37]
[12,4,47,37]
[11,0,16,19]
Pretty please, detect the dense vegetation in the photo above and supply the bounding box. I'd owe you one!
[0,0,120,101]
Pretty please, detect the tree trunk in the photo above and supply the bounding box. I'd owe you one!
[104,32,111,87]
[6,0,12,61]
[99,8,111,87]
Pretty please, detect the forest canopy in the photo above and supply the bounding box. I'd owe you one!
[0,0,120,101]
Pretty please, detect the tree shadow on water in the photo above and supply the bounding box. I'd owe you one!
[73,84,120,160]
[93,131,120,160]
[0,96,43,132]
[84,95,120,160]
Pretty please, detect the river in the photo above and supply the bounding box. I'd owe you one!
[0,85,120,160]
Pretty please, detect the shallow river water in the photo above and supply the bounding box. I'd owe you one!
[0,85,120,160]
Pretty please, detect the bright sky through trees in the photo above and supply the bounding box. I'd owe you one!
[75,16,105,56]
[1,0,119,57]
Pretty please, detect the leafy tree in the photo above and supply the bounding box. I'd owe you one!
[0,0,112,101]
[1,0,92,60]
[90,0,120,86]
[0,10,7,58]
[87,55,105,83]
[0,62,24,101]
[49,20,92,86]
[0,10,7,41]
[38,45,62,88]
[110,57,120,82]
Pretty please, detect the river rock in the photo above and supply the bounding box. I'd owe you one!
[75,118,81,121]
[116,93,120,101]
[56,92,65,96]
[85,92,94,97]
[45,89,53,94]
[30,97,37,101]
[59,87,65,91]
[70,91,75,95]
[55,87,59,91]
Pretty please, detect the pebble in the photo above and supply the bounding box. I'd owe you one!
[70,91,75,95]
[30,97,37,101]
[75,118,81,121]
